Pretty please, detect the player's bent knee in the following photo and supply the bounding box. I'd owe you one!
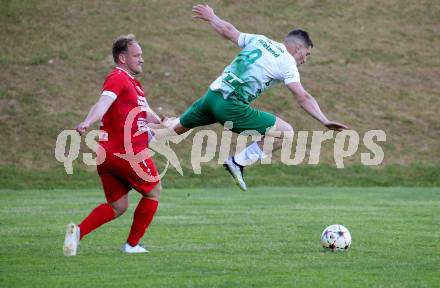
[281,122,294,133]
[111,203,128,217]
[153,183,162,195]
[145,183,162,200]
[274,118,294,133]
[109,195,129,217]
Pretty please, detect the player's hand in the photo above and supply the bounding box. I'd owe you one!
[323,120,348,132]
[192,4,215,21]
[75,122,89,135]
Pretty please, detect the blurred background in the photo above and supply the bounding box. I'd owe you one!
[1,0,439,188]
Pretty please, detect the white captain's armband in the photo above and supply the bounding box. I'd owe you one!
[101,90,117,99]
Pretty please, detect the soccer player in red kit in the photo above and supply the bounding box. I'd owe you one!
[63,34,162,255]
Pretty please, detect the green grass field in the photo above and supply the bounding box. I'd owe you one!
[1,2,439,286]
[1,187,438,287]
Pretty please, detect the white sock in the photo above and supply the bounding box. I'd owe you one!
[234,142,266,166]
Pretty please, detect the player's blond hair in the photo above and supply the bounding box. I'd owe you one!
[112,34,138,64]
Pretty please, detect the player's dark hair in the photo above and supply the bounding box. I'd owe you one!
[112,34,137,64]
[286,29,313,48]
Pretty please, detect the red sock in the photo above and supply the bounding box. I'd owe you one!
[79,203,115,240]
[127,198,158,247]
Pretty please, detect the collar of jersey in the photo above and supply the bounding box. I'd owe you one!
[116,67,135,79]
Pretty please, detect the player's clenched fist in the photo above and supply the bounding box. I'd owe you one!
[75,122,89,135]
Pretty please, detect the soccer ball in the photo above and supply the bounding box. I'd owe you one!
[320,224,351,252]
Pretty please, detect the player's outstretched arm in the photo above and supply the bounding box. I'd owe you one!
[287,82,348,131]
[75,95,115,135]
[192,4,240,45]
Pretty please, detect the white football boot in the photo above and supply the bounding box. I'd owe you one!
[121,243,149,254]
[223,157,247,191]
[63,223,80,256]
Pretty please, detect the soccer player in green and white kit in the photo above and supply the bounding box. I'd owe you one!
[154,4,347,191]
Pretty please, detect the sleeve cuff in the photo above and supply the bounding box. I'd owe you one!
[237,33,246,47]
[284,78,300,85]
[101,90,117,100]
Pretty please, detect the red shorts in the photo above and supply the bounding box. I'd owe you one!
[97,153,160,203]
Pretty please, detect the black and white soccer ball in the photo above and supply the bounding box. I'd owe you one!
[320,224,351,252]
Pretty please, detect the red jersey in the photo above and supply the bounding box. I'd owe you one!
[99,67,150,154]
